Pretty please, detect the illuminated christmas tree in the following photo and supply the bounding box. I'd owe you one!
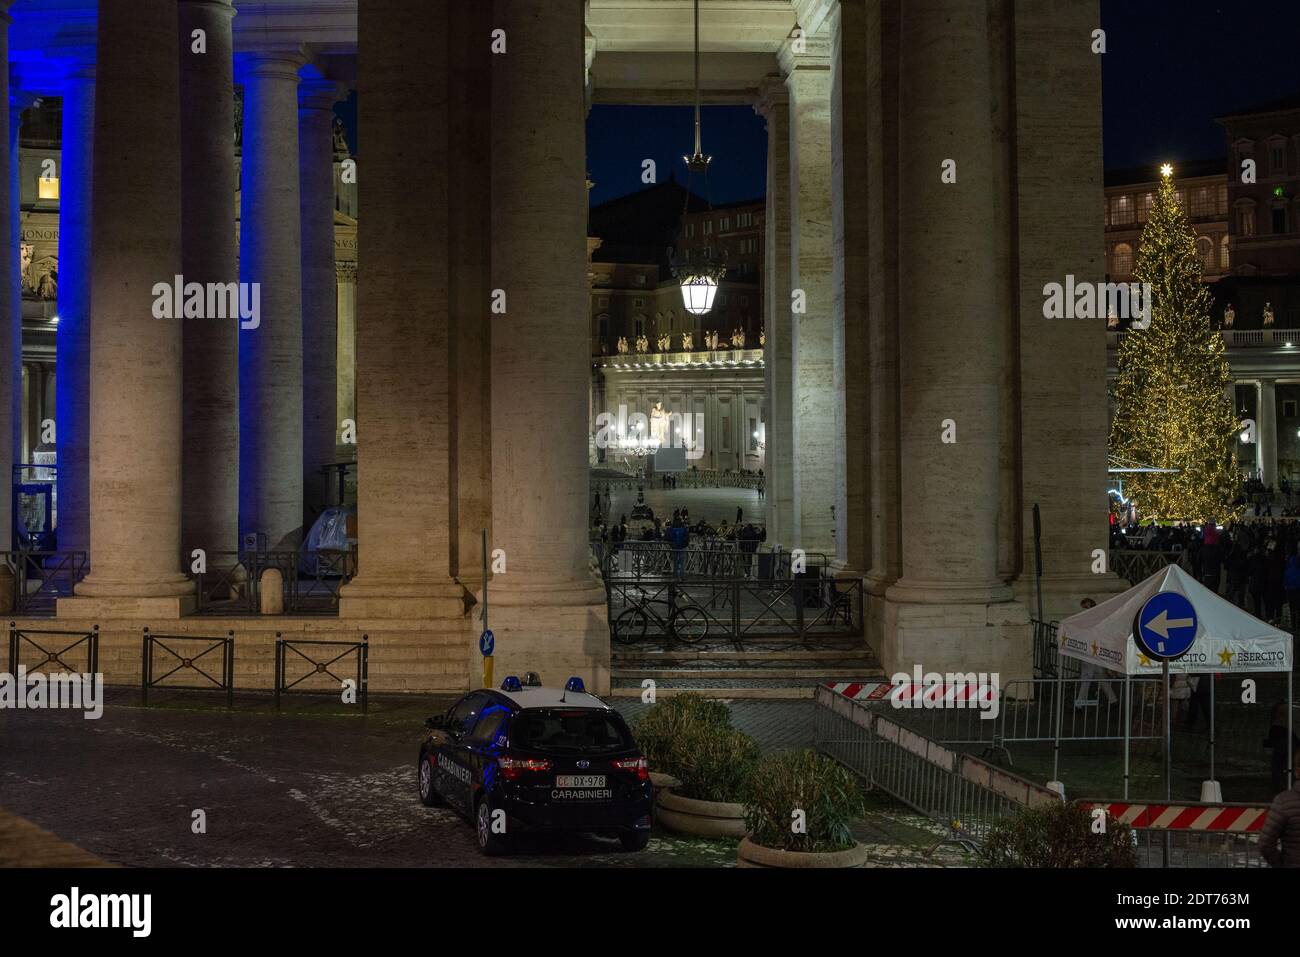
[1108,166,1239,521]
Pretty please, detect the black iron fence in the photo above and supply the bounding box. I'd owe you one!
[141,628,234,707]
[606,575,861,646]
[274,633,369,712]
[8,622,98,675]
[191,547,356,616]
[597,541,826,582]
[1031,618,1081,680]
[0,551,88,616]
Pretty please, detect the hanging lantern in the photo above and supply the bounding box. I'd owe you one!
[676,262,726,316]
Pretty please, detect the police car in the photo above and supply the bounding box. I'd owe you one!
[417,674,653,856]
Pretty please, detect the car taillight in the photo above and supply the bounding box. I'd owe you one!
[497,756,552,781]
[613,757,649,782]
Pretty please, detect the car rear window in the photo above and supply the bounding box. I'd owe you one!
[509,709,635,754]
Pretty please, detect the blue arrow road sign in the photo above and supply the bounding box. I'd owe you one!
[1134,591,1198,661]
[479,629,495,657]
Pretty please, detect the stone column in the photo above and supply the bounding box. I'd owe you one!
[237,49,305,550]
[781,36,839,560]
[60,0,193,617]
[23,363,40,458]
[339,0,462,619]
[334,258,356,456]
[299,79,344,517]
[1010,0,1126,619]
[831,0,870,574]
[449,0,493,582]
[1260,379,1278,487]
[882,0,1026,674]
[486,0,608,691]
[179,0,238,559]
[755,77,794,548]
[864,0,902,607]
[4,68,24,551]
[54,65,94,557]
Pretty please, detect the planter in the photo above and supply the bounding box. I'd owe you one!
[648,772,681,796]
[654,788,746,839]
[736,836,871,868]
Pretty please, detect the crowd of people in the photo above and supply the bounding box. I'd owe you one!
[1112,518,1300,627]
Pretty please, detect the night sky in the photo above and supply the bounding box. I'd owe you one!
[585,0,1300,206]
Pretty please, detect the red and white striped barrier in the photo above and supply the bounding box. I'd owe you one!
[1082,802,1269,832]
[824,681,893,701]
[825,680,992,706]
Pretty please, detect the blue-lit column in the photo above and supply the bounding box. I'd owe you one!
[179,0,239,559]
[298,78,344,519]
[54,65,95,559]
[4,52,22,555]
[60,0,193,617]
[237,50,306,550]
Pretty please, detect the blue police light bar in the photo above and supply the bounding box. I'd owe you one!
[564,676,585,693]
[501,675,522,692]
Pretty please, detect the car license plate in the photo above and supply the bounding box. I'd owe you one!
[556,775,606,788]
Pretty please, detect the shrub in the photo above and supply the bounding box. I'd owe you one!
[673,726,761,804]
[633,693,732,774]
[632,694,757,803]
[744,750,866,853]
[981,801,1137,868]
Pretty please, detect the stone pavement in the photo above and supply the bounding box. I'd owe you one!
[0,690,955,868]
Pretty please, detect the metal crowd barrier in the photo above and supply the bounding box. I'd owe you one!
[190,547,357,616]
[607,576,861,644]
[141,628,235,708]
[8,622,98,676]
[274,633,369,713]
[814,684,1060,847]
[1077,800,1270,868]
[870,675,1162,764]
[0,551,88,616]
[1108,549,1190,586]
[600,542,824,582]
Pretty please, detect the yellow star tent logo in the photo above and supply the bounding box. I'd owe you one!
[1137,651,1152,667]
[1218,647,1234,667]
[1091,642,1098,656]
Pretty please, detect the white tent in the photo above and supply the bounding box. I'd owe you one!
[1059,563,1292,676]
[1055,562,1293,801]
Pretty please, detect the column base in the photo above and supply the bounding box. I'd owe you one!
[473,577,610,695]
[876,589,1030,678]
[58,594,196,620]
[338,577,467,619]
[1012,571,1129,623]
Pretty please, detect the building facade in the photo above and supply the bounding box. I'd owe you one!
[1105,101,1300,491]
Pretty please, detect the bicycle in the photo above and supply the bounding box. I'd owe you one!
[612,585,711,644]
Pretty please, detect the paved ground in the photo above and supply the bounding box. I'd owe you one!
[0,690,959,868]
[602,486,762,531]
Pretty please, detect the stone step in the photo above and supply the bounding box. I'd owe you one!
[611,666,883,680]
[608,686,815,700]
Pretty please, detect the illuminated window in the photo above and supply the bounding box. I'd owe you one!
[1196,236,1213,266]
[1219,235,1230,269]
[38,176,59,200]
[1239,206,1256,237]
[1112,243,1133,275]
[1111,194,1134,225]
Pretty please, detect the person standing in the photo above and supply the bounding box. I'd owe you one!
[1286,544,1300,633]
[1260,747,1300,867]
